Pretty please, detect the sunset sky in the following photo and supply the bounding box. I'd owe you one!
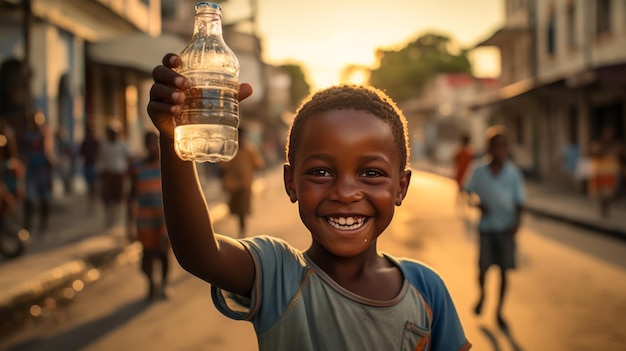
[222,0,505,89]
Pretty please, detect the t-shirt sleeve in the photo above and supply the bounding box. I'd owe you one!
[401,260,471,351]
[210,236,306,333]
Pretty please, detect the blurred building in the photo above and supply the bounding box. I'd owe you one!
[401,73,498,164]
[0,0,162,193]
[1,0,292,196]
[473,0,626,185]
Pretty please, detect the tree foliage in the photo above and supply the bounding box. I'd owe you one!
[279,64,311,112]
[368,33,471,102]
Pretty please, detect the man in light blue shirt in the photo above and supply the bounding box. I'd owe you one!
[464,126,525,333]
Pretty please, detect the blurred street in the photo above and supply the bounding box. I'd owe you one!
[1,165,625,351]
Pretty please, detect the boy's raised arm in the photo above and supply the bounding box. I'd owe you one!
[148,53,256,296]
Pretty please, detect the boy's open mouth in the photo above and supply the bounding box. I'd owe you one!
[327,216,367,231]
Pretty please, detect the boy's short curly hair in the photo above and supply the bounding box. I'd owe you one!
[286,85,410,171]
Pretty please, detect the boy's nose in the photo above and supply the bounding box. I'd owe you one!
[329,176,363,203]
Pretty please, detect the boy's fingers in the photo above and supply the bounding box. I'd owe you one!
[147,100,180,119]
[150,83,185,105]
[152,65,188,91]
[238,83,253,102]
[162,53,182,68]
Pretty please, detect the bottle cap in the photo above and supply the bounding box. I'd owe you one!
[196,1,221,11]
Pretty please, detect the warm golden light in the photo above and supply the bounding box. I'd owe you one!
[346,70,369,86]
[34,111,46,125]
[30,305,42,317]
[252,0,504,89]
[72,280,85,292]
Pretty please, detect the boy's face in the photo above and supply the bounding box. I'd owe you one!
[284,109,411,258]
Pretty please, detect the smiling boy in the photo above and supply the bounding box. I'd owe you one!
[147,53,471,351]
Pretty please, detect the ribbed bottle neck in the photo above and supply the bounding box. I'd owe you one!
[192,9,222,37]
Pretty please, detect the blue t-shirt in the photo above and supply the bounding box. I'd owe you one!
[464,161,525,232]
[212,236,471,351]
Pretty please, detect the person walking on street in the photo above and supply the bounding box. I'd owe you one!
[127,131,170,301]
[20,110,56,238]
[587,126,624,218]
[453,133,474,191]
[0,119,25,202]
[98,121,131,228]
[79,123,100,214]
[146,53,471,351]
[463,125,525,332]
[453,133,475,224]
[219,127,265,238]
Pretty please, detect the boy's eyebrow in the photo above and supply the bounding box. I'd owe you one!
[302,153,393,165]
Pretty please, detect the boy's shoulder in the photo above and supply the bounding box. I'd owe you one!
[385,255,447,296]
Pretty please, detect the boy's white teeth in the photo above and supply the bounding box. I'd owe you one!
[328,216,366,230]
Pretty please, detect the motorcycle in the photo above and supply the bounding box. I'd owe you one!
[0,216,29,259]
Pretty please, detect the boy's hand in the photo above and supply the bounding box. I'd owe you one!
[147,53,254,140]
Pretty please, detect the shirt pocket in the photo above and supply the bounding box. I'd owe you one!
[401,321,431,351]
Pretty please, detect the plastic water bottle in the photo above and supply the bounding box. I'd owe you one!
[174,1,240,163]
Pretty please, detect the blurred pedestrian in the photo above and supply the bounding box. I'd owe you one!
[453,133,475,226]
[54,127,73,195]
[146,52,471,351]
[79,123,100,213]
[463,125,525,332]
[219,127,265,238]
[127,131,170,301]
[0,119,25,201]
[98,121,131,227]
[0,119,24,228]
[561,133,581,190]
[453,133,474,191]
[587,126,624,217]
[20,110,56,238]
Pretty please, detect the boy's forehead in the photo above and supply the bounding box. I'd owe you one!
[298,110,394,145]
[295,109,398,158]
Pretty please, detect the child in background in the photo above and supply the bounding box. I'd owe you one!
[220,126,265,238]
[454,133,474,191]
[463,125,525,332]
[147,53,471,350]
[127,131,170,301]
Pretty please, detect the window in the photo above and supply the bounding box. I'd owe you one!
[566,2,576,47]
[547,11,557,55]
[596,0,611,35]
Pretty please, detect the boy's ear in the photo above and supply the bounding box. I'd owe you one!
[283,164,297,203]
[395,169,412,206]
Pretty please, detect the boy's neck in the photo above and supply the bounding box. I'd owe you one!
[306,245,403,300]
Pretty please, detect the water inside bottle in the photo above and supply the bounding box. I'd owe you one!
[175,124,238,163]
[174,83,240,162]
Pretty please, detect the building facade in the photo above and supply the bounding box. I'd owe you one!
[401,73,498,164]
[0,0,161,193]
[475,0,626,184]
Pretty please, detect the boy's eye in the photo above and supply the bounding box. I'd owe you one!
[308,169,332,177]
[360,169,384,178]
